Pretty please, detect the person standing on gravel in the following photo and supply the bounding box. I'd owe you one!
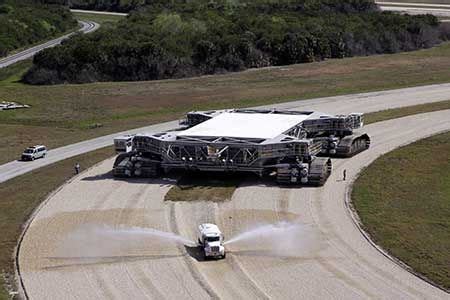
[343,169,347,181]
[75,162,80,174]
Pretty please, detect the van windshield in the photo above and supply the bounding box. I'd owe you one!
[205,236,220,242]
[24,149,34,153]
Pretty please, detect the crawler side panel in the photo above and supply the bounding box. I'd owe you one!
[335,133,370,157]
[113,152,161,178]
[276,157,332,186]
[308,157,332,186]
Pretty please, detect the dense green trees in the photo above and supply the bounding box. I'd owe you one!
[0,0,77,57]
[24,0,446,85]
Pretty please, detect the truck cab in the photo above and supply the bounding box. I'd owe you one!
[197,223,225,259]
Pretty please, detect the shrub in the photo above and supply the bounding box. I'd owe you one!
[24,0,445,85]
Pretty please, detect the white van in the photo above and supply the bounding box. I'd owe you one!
[21,145,47,161]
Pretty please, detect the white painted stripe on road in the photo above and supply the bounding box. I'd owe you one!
[378,3,450,20]
[376,1,450,8]
[70,9,128,16]
[380,6,450,13]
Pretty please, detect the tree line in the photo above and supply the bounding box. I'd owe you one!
[42,0,144,12]
[0,0,77,58]
[24,0,448,85]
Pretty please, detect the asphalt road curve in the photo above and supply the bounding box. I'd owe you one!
[1,83,450,184]
[17,107,450,299]
[0,20,99,69]
[69,9,128,16]
[376,1,450,20]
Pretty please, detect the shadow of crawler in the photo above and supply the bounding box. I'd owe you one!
[81,172,176,186]
[81,171,113,181]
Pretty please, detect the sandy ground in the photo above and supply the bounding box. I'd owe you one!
[18,105,450,299]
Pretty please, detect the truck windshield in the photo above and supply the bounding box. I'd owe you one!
[205,236,220,242]
[24,149,34,153]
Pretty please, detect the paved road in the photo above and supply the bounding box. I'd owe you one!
[18,107,450,299]
[377,1,450,20]
[1,83,450,184]
[70,9,128,16]
[9,3,450,298]
[0,21,99,69]
[1,2,449,182]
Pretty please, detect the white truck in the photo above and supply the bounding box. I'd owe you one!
[197,223,226,259]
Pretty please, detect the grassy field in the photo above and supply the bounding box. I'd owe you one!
[364,99,450,124]
[0,146,114,300]
[0,60,32,83]
[164,101,450,203]
[1,21,80,60]
[0,103,449,298]
[165,173,244,202]
[352,131,450,291]
[1,41,450,164]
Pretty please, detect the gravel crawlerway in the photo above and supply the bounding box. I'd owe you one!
[17,107,450,298]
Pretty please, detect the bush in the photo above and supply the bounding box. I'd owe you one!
[24,0,445,85]
[0,0,77,58]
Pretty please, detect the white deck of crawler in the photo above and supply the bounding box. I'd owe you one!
[19,97,450,298]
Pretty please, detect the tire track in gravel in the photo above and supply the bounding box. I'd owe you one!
[169,199,271,300]
[116,181,166,300]
[213,200,271,300]
[167,202,220,300]
[309,170,428,298]
[18,109,450,299]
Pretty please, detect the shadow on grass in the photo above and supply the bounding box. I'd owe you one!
[175,171,247,189]
[81,169,320,190]
[165,171,249,202]
[165,170,321,203]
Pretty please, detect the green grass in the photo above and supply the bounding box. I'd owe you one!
[365,100,450,124]
[165,173,243,202]
[1,41,450,165]
[0,60,32,83]
[352,131,450,291]
[0,103,449,298]
[0,146,115,300]
[72,12,125,28]
[1,20,80,60]
[163,101,450,205]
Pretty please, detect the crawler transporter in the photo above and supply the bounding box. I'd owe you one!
[113,109,370,186]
